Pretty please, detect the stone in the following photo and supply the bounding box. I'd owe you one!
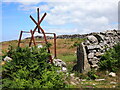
[104,37,110,40]
[88,53,94,58]
[70,81,76,85]
[75,77,80,82]
[87,45,101,50]
[37,44,43,48]
[53,59,66,67]
[87,35,98,44]
[95,79,105,81]
[70,73,75,77]
[95,52,104,56]
[91,64,98,68]
[84,40,90,45]
[61,67,67,72]
[91,64,99,70]
[4,56,12,62]
[110,81,117,84]
[113,86,116,88]
[80,79,86,81]
[109,72,116,77]
[87,45,94,50]
[75,30,120,73]
[92,50,96,53]
[98,34,105,40]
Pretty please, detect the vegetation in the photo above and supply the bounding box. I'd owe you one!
[2,46,67,88]
[1,38,120,88]
[98,43,120,72]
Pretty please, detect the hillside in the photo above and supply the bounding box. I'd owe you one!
[0,37,120,88]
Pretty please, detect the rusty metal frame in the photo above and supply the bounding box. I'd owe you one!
[18,30,36,47]
[18,30,57,58]
[18,8,57,63]
[30,31,57,58]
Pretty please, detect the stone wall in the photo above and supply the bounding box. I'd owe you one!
[73,30,120,73]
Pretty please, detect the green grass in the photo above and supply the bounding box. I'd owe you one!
[58,54,77,72]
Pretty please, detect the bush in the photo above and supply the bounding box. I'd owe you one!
[98,43,120,72]
[2,46,66,88]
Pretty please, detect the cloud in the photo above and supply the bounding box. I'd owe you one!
[2,0,119,34]
[46,28,78,34]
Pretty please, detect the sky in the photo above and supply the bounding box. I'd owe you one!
[1,0,119,42]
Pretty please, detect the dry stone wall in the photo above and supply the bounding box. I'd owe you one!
[74,30,120,73]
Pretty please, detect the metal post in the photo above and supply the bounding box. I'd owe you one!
[18,31,23,47]
[54,33,57,58]
[30,30,36,46]
[37,8,40,33]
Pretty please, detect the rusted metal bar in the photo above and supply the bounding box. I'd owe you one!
[30,15,48,42]
[32,31,57,58]
[54,33,57,58]
[29,13,47,46]
[22,31,30,33]
[30,30,36,46]
[18,31,23,47]
[37,8,40,33]
[30,15,53,63]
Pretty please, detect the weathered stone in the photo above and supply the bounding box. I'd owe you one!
[37,44,43,48]
[100,31,106,35]
[88,53,94,58]
[61,67,67,72]
[110,82,117,84]
[84,40,90,45]
[70,73,75,77]
[95,52,104,56]
[73,43,91,73]
[104,37,110,40]
[4,56,12,62]
[91,64,99,70]
[87,45,101,50]
[116,30,120,35]
[53,59,66,67]
[98,34,105,40]
[109,72,116,77]
[90,60,98,65]
[87,35,98,44]
[91,64,99,68]
[93,57,99,60]
[75,30,120,73]
[93,50,97,52]
[95,79,105,81]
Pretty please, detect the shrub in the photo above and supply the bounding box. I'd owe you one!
[2,46,66,88]
[98,43,120,72]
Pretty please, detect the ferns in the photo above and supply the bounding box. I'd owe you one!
[2,46,66,88]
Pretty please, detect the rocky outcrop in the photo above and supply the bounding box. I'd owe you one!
[74,30,120,73]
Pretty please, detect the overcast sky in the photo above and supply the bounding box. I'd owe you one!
[1,0,119,41]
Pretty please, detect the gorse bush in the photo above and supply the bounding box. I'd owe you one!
[2,46,67,88]
[98,43,120,72]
